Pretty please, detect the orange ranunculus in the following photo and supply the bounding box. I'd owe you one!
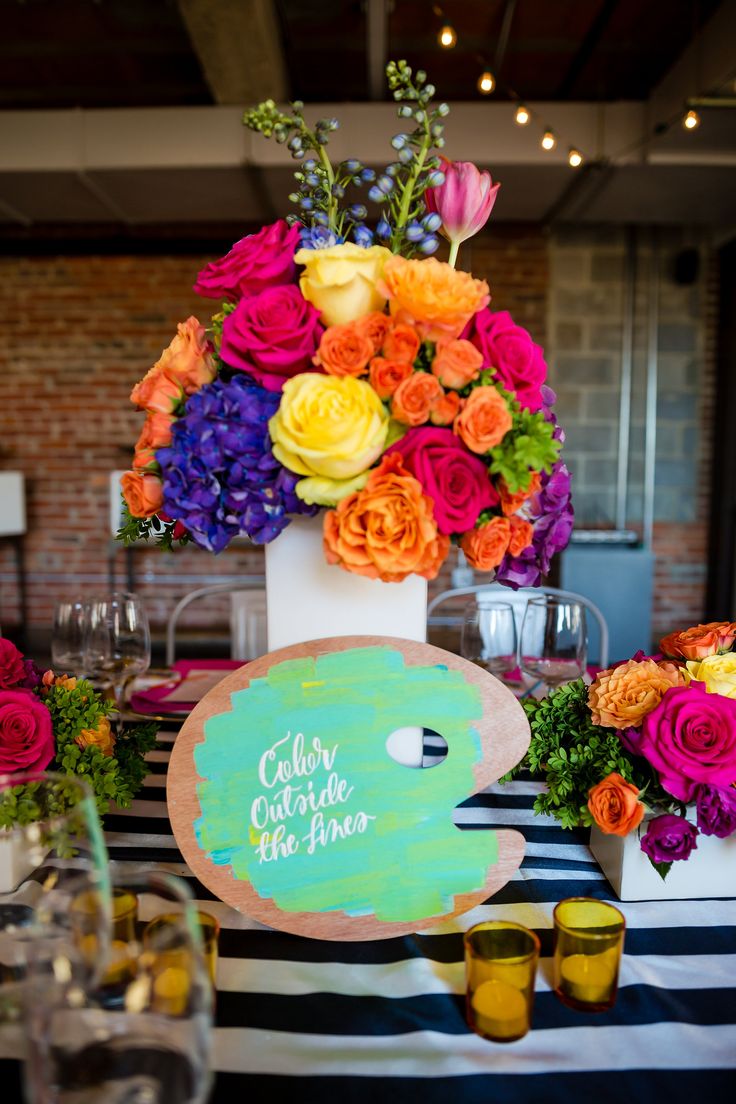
[379,255,490,341]
[391,371,443,426]
[369,357,414,400]
[356,311,392,355]
[76,716,116,757]
[133,412,175,470]
[430,389,461,426]
[130,365,184,415]
[588,657,688,729]
[460,517,512,571]
[431,338,483,390]
[587,772,645,837]
[323,451,449,583]
[314,322,373,378]
[158,316,216,395]
[454,386,512,454]
[121,471,164,519]
[499,472,542,516]
[659,622,736,661]
[508,515,534,556]
[382,323,421,364]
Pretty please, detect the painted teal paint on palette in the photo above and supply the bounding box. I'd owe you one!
[194,646,497,923]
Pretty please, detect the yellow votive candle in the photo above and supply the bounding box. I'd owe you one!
[559,951,617,1005]
[151,962,191,1016]
[470,979,529,1041]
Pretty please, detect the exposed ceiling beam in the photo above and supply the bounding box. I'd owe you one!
[177,0,289,105]
[556,0,619,99]
[648,0,736,125]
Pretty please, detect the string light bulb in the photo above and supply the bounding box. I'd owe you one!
[541,129,556,151]
[514,103,530,125]
[568,147,583,167]
[682,108,700,130]
[438,23,457,48]
[477,69,495,94]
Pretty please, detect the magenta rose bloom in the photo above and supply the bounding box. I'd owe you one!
[637,682,736,801]
[385,426,499,535]
[462,309,547,412]
[220,285,324,392]
[0,688,55,773]
[640,814,698,864]
[696,783,736,838]
[193,219,300,302]
[0,638,25,689]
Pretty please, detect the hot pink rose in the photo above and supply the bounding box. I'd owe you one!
[0,638,25,689]
[220,284,324,392]
[636,682,736,802]
[193,219,300,301]
[386,426,498,535]
[462,308,547,412]
[0,688,55,773]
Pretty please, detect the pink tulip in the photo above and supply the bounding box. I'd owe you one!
[425,159,500,266]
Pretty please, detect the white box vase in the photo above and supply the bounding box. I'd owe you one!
[590,816,736,901]
[0,830,43,894]
[264,514,428,768]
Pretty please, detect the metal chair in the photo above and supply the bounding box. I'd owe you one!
[165,578,266,666]
[427,583,609,668]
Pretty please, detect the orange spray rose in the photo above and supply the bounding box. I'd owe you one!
[382,323,421,364]
[431,338,482,389]
[121,471,164,519]
[314,323,373,378]
[587,772,646,836]
[660,622,736,661]
[460,517,512,571]
[454,386,512,453]
[369,357,413,400]
[391,372,443,426]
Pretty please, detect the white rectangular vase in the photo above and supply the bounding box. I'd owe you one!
[264,514,428,768]
[590,823,736,901]
[0,831,39,894]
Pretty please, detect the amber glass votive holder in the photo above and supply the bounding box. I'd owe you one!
[553,897,625,1012]
[71,887,138,985]
[464,921,540,1043]
[142,910,219,1015]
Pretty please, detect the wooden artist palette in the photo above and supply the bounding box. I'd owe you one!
[167,636,530,941]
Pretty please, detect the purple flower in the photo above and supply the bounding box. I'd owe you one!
[156,375,317,552]
[696,784,736,838]
[495,460,574,589]
[641,814,698,864]
[19,659,43,691]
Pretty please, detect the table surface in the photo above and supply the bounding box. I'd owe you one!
[5,724,736,1103]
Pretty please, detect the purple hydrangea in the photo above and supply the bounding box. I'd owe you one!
[696,784,736,839]
[495,460,574,589]
[156,374,317,552]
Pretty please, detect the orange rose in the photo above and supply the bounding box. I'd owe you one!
[76,716,116,757]
[508,515,534,556]
[660,622,736,661]
[356,311,392,355]
[121,471,164,519]
[587,772,645,837]
[54,674,77,691]
[430,390,461,426]
[499,472,542,516]
[369,357,413,400]
[323,451,449,582]
[314,322,373,378]
[380,255,490,341]
[133,413,175,470]
[431,338,482,389]
[391,372,443,426]
[130,366,184,415]
[460,517,512,571]
[382,323,421,364]
[158,316,216,395]
[588,657,688,729]
[454,386,512,454]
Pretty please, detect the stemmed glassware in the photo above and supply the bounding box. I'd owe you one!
[84,592,151,724]
[518,596,587,694]
[461,600,519,686]
[51,599,89,677]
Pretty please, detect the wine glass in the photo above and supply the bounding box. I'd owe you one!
[461,600,518,686]
[519,596,587,694]
[51,599,89,677]
[85,593,151,724]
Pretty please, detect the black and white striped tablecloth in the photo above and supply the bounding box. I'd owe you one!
[8,727,736,1103]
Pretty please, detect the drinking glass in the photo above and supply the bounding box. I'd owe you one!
[25,869,214,1104]
[51,600,88,677]
[84,593,151,722]
[519,596,587,693]
[461,601,518,686]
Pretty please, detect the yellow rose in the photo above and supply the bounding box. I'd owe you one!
[295,243,392,326]
[686,653,736,698]
[296,471,369,508]
[270,374,389,486]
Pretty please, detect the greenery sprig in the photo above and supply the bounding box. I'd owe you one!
[117,502,190,550]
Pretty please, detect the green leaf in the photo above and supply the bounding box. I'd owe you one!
[649,858,673,881]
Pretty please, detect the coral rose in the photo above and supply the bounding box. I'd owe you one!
[314,323,373,378]
[588,657,688,730]
[121,471,164,519]
[686,652,736,698]
[76,715,116,757]
[391,372,443,426]
[130,365,184,415]
[499,472,542,516]
[587,772,645,837]
[323,452,449,582]
[460,517,512,571]
[430,390,461,426]
[356,311,392,355]
[133,412,176,470]
[0,638,25,690]
[193,219,300,301]
[431,338,482,389]
[220,284,324,392]
[0,688,55,773]
[158,317,216,395]
[508,515,534,556]
[380,255,490,341]
[369,357,413,400]
[295,243,392,326]
[382,323,421,365]
[660,622,736,661]
[454,386,512,453]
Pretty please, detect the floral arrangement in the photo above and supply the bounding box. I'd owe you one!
[118,61,573,586]
[508,620,736,878]
[0,637,157,823]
